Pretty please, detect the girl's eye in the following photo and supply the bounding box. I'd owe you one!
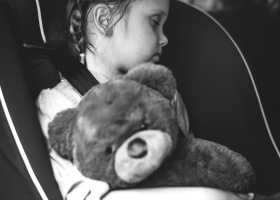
[152,20,160,26]
[151,16,160,26]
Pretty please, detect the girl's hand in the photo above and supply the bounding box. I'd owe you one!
[103,187,255,200]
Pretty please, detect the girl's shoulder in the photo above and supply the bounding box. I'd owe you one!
[36,79,83,137]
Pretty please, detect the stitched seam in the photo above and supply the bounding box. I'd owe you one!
[54,81,80,105]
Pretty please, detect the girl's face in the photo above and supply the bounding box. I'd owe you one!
[87,0,169,78]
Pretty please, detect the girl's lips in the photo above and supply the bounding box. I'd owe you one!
[152,52,162,63]
[152,55,160,63]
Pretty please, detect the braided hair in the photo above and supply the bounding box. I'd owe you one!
[53,0,137,57]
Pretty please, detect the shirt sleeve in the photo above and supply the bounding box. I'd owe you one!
[50,150,110,200]
[36,86,110,200]
[36,88,77,140]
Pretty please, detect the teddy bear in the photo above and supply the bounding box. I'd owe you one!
[48,63,257,194]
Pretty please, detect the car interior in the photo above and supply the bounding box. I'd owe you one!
[0,0,280,199]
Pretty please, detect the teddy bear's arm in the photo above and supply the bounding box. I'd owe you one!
[183,137,256,193]
[48,108,78,160]
[138,134,256,193]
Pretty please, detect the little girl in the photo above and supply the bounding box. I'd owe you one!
[36,0,254,199]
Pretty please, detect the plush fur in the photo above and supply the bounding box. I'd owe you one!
[49,63,264,195]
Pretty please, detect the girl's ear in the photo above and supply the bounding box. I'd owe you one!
[88,4,112,35]
[48,108,78,160]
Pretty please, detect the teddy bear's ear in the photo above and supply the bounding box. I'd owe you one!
[123,63,177,101]
[48,108,78,160]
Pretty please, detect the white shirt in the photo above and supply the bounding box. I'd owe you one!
[36,79,110,200]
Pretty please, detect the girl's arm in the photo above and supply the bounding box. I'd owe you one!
[103,187,254,200]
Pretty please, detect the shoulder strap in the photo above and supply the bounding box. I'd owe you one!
[60,52,99,96]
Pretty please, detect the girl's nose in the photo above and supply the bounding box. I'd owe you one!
[160,31,168,47]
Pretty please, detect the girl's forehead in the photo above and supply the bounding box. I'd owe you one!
[132,0,169,14]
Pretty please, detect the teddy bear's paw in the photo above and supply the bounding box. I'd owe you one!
[114,130,173,184]
[215,168,256,193]
[199,139,256,193]
[123,63,177,101]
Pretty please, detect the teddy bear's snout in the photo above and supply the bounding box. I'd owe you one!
[114,130,173,184]
[127,138,148,159]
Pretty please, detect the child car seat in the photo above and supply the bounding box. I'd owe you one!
[0,1,279,199]
[0,2,62,200]
[160,1,280,194]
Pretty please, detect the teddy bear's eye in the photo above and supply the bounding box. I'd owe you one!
[140,123,148,130]
[105,146,115,154]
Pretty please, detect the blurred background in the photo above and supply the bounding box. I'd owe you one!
[178,0,280,143]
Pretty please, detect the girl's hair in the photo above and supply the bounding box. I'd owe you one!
[48,0,136,56]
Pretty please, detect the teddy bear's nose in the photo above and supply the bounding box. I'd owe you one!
[127,138,148,159]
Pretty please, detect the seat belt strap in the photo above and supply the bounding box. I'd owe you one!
[60,52,99,96]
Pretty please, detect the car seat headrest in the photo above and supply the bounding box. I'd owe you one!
[5,0,66,45]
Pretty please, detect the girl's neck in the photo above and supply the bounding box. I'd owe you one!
[85,49,117,82]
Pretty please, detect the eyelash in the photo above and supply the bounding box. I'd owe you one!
[152,20,160,26]
[151,16,160,26]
